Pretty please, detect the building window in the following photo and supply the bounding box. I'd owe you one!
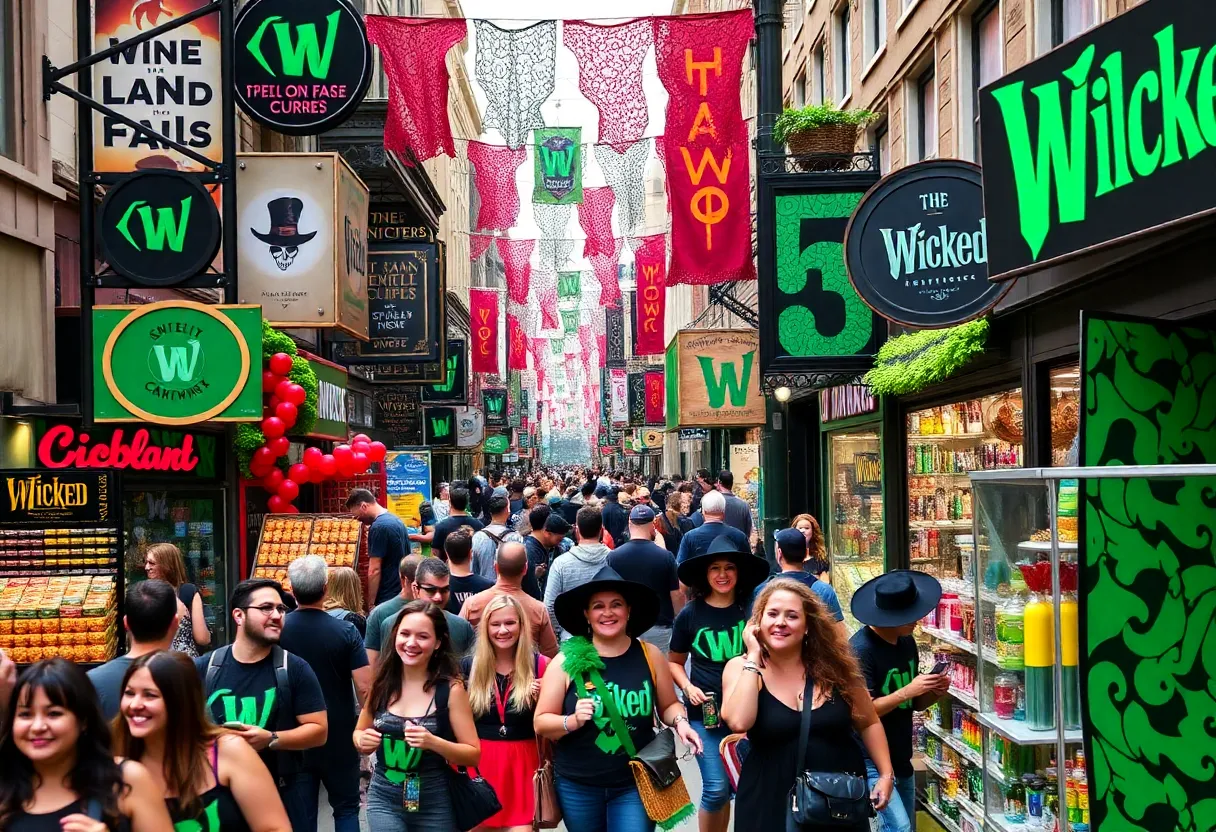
[1052,0,1096,47]
[835,4,852,101]
[813,42,826,103]
[866,0,886,62]
[794,69,808,107]
[972,0,1001,160]
[874,120,890,174]
[0,0,16,160]
[916,67,937,161]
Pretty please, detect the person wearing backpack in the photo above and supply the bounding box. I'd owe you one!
[471,493,528,587]
[196,579,328,832]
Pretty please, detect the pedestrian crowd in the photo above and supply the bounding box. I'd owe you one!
[0,466,950,832]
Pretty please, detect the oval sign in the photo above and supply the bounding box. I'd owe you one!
[844,160,1009,328]
[483,434,510,455]
[98,171,221,288]
[233,0,372,135]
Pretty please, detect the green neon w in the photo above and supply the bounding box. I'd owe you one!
[247,10,341,79]
[431,417,451,438]
[433,355,459,393]
[117,198,192,252]
[697,350,754,409]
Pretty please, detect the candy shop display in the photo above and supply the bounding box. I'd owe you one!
[250,514,364,578]
[826,430,884,633]
[0,575,119,664]
[0,528,120,571]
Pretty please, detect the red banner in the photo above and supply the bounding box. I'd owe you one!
[469,288,500,374]
[633,234,667,355]
[508,313,527,370]
[653,11,755,285]
[645,370,665,424]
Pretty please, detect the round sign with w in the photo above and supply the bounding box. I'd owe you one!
[234,0,372,135]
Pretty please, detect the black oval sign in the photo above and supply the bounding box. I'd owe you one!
[98,171,222,288]
[233,0,372,136]
[844,160,1008,328]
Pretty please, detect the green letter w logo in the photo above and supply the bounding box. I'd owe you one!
[152,340,201,384]
[431,416,451,438]
[693,621,745,662]
[696,350,754,409]
[247,11,341,79]
[433,355,459,394]
[117,198,192,252]
[540,145,574,178]
[487,395,504,414]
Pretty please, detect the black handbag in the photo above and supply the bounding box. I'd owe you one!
[631,725,683,788]
[446,765,503,832]
[787,676,876,828]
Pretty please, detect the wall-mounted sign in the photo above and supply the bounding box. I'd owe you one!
[233,0,371,135]
[0,469,115,526]
[422,407,456,448]
[483,434,510,455]
[819,383,878,423]
[421,340,467,404]
[98,171,221,287]
[483,388,508,428]
[665,329,764,430]
[456,407,484,449]
[677,428,709,441]
[844,160,1007,328]
[92,302,262,425]
[642,429,664,450]
[35,422,221,477]
[375,385,421,446]
[237,153,369,336]
[980,2,1216,280]
[627,372,646,427]
[302,352,349,440]
[353,243,444,362]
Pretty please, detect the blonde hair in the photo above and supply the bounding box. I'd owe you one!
[146,543,187,588]
[791,513,828,560]
[467,594,537,717]
[324,567,364,614]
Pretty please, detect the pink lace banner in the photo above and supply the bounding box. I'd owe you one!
[563,19,651,149]
[469,234,492,261]
[596,334,607,368]
[366,17,467,163]
[578,186,617,258]
[469,141,527,231]
[496,238,535,306]
[589,239,623,308]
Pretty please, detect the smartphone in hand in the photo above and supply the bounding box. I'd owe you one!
[222,721,248,730]
[929,660,950,676]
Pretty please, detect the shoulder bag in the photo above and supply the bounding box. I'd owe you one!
[532,653,561,829]
[443,675,502,831]
[787,676,875,828]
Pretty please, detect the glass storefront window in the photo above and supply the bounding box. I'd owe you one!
[828,429,884,633]
[1049,365,1081,467]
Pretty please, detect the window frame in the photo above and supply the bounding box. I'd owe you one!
[794,68,808,107]
[812,41,827,104]
[0,0,22,163]
[915,66,937,161]
[835,3,852,102]
[970,0,1001,162]
[872,118,890,174]
[1046,0,1097,51]
[866,0,887,63]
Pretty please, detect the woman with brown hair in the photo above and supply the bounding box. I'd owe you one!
[324,566,367,639]
[721,579,894,831]
[790,514,830,582]
[114,650,289,831]
[142,543,210,657]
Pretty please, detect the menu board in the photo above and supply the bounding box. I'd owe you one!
[250,515,363,586]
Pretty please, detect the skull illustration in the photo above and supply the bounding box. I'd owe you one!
[270,245,299,271]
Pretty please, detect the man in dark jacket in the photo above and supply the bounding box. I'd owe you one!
[599,486,630,546]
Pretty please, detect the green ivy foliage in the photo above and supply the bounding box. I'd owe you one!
[863,319,989,396]
[773,102,877,144]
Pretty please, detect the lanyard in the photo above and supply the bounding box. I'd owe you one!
[492,674,512,736]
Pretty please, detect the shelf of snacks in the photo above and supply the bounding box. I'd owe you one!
[0,527,120,574]
[0,575,118,664]
[250,515,363,587]
[826,429,884,633]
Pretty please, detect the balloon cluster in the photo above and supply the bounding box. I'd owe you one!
[247,353,387,513]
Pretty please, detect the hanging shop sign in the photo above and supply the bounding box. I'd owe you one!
[469,288,501,374]
[0,469,115,526]
[482,388,508,428]
[483,434,510,455]
[609,369,629,426]
[627,373,646,427]
[605,306,626,367]
[508,371,522,428]
[92,0,223,172]
[677,428,709,441]
[237,153,370,336]
[644,369,665,425]
[844,160,1007,328]
[384,448,430,527]
[456,407,484,448]
[233,0,372,135]
[35,422,220,478]
[97,171,221,288]
[421,340,468,404]
[355,242,444,362]
[92,302,262,425]
[642,429,664,450]
[422,407,457,447]
[758,181,885,376]
[665,329,764,430]
[302,353,349,440]
[375,385,421,446]
[980,2,1216,280]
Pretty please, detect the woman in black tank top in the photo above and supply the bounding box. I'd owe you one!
[111,651,289,832]
[0,659,171,832]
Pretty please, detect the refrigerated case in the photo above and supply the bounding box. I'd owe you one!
[825,427,886,633]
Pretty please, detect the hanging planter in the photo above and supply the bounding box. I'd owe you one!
[773,102,877,158]
[863,319,990,397]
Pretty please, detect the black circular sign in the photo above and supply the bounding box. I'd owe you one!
[98,171,222,288]
[844,160,1009,328]
[233,0,372,136]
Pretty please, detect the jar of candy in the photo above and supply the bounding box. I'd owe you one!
[1004,779,1027,823]
[994,672,1019,720]
[1025,774,1046,828]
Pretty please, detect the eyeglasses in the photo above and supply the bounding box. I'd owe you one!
[243,603,289,616]
[416,584,450,596]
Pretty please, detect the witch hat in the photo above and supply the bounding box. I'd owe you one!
[251,197,318,246]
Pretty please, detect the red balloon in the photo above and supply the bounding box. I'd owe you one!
[268,436,290,458]
[350,452,369,473]
[269,352,294,376]
[267,495,287,513]
[332,444,353,464]
[262,370,279,392]
[367,441,387,463]
[262,416,286,439]
[283,384,307,406]
[278,479,300,502]
[275,380,296,402]
[303,446,324,468]
[351,440,371,456]
[352,433,371,445]
[249,462,272,480]
[319,454,338,477]
[262,468,284,490]
[337,461,358,479]
[282,504,300,514]
[275,402,299,427]
[252,446,276,469]
[288,463,311,485]
[267,396,282,411]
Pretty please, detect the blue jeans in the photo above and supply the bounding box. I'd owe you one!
[689,719,732,812]
[288,754,362,832]
[866,759,915,832]
[555,775,654,832]
[366,769,454,832]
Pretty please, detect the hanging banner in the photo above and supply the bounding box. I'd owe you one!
[482,388,508,428]
[376,385,422,446]
[384,449,431,527]
[422,407,457,447]
[421,339,467,404]
[653,10,754,285]
[483,434,510,455]
[508,371,522,428]
[533,127,583,204]
[561,308,580,335]
[627,372,646,427]
[557,271,581,301]
[633,235,667,355]
[507,313,528,371]
[469,288,501,373]
[456,407,484,448]
[303,353,349,440]
[728,443,762,533]
[644,369,665,425]
[665,328,764,429]
[610,369,629,426]
[606,306,626,367]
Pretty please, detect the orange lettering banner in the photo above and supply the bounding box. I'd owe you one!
[469,288,500,373]
[652,11,755,285]
[633,234,667,355]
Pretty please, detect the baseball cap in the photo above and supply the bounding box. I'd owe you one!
[629,504,656,524]
[775,527,808,557]
[544,514,573,535]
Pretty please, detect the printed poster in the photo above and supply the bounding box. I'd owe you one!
[384,449,430,528]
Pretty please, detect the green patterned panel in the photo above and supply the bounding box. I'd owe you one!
[1080,314,1216,832]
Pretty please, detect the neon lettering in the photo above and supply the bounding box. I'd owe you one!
[37,425,200,473]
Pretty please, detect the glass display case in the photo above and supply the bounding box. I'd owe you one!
[826,428,885,632]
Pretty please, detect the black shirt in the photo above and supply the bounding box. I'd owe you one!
[372,680,453,780]
[432,514,484,562]
[607,539,679,627]
[369,511,408,606]
[522,535,550,600]
[669,599,748,718]
[600,500,629,548]
[558,499,580,527]
[447,572,494,615]
[279,608,369,767]
[459,656,539,741]
[850,626,919,777]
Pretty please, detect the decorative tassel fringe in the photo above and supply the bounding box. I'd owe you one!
[560,636,605,678]
[656,801,696,830]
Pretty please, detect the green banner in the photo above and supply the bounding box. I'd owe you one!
[508,371,522,429]
[557,271,581,300]
[306,355,349,440]
[533,127,582,205]
[561,309,580,334]
[550,339,564,356]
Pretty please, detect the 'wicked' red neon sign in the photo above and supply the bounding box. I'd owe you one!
[38,424,199,472]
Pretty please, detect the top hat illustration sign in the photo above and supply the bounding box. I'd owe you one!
[253,197,318,271]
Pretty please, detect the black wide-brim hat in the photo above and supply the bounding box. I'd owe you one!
[850,570,942,627]
[251,196,318,246]
[554,566,660,639]
[677,534,770,596]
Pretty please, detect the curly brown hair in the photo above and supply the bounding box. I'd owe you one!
[790,514,828,561]
[751,577,863,709]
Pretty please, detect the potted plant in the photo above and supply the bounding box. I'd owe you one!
[773,102,876,156]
